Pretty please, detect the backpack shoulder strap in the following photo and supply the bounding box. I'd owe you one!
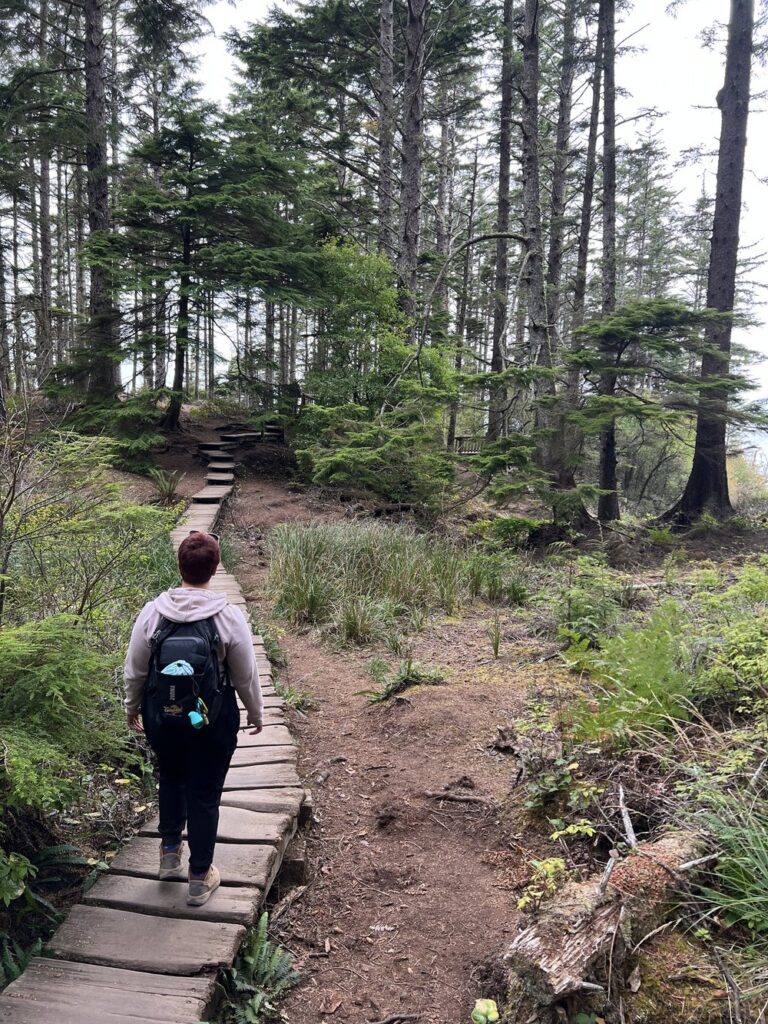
[150,616,181,650]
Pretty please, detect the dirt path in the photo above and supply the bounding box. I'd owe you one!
[223,467,573,1024]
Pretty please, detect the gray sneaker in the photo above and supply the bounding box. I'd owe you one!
[158,842,185,880]
[187,864,221,906]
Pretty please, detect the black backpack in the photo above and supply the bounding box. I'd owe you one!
[142,616,227,733]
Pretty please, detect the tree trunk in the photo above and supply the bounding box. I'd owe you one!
[671,0,753,523]
[160,225,191,431]
[487,0,515,441]
[596,0,620,522]
[521,0,550,412]
[503,833,704,1020]
[84,0,119,400]
[398,0,427,336]
[447,146,479,451]
[11,192,25,394]
[541,0,577,488]
[378,0,396,259]
[37,0,53,384]
[0,224,10,416]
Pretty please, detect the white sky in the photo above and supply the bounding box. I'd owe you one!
[194,0,768,403]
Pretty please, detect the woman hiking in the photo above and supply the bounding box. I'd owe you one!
[123,530,263,906]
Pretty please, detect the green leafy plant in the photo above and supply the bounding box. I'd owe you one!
[517,858,567,912]
[274,682,317,713]
[555,556,627,646]
[218,913,300,1023]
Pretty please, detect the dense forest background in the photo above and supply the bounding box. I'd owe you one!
[0,0,765,527]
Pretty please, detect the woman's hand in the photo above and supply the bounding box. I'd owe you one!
[247,716,263,736]
[127,712,144,733]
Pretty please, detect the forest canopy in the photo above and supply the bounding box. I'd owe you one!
[0,0,765,523]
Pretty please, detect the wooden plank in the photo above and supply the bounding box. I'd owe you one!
[221,788,304,819]
[191,486,232,503]
[47,905,245,975]
[83,874,261,926]
[140,807,294,848]
[236,725,293,747]
[240,709,285,728]
[230,744,296,768]
[224,763,301,791]
[108,837,277,888]
[0,959,214,1024]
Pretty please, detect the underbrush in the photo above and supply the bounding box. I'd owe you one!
[506,552,768,1018]
[0,413,179,976]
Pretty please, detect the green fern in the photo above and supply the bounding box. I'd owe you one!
[148,466,185,504]
[0,936,42,990]
[218,913,300,1023]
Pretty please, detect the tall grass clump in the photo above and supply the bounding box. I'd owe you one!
[694,794,768,937]
[267,521,466,636]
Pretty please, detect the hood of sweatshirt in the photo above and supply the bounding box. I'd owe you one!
[153,587,229,623]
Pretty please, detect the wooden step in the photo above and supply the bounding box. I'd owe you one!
[191,485,233,504]
[206,462,235,472]
[236,725,293,747]
[223,763,302,792]
[83,875,261,926]
[140,807,295,850]
[199,441,237,450]
[108,837,278,889]
[230,745,297,768]
[47,905,245,975]
[207,474,234,484]
[0,959,214,1024]
[221,788,305,819]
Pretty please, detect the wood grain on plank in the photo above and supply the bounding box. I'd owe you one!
[83,874,261,925]
[108,836,277,888]
[224,763,302,792]
[47,905,245,975]
[140,806,294,847]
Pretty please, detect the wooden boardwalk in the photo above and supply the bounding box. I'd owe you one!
[0,434,306,1024]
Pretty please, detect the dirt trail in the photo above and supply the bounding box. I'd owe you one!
[223,466,572,1024]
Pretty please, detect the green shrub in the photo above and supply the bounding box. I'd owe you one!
[647,525,677,548]
[0,616,131,812]
[469,516,547,551]
[297,411,454,510]
[556,556,626,645]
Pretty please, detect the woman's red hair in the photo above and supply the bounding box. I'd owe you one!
[178,533,220,584]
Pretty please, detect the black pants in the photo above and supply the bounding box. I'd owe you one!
[145,688,238,874]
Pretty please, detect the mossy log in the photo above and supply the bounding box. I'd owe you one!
[503,832,704,1020]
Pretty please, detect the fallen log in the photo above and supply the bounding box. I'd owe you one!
[502,831,704,1021]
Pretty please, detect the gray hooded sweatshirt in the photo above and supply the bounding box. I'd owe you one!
[123,587,263,726]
